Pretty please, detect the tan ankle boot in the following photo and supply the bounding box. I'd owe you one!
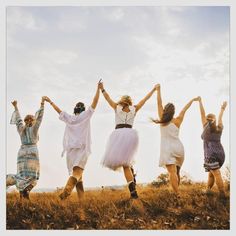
[59,176,77,200]
[76,181,84,199]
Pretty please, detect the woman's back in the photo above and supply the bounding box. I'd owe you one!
[201,124,222,142]
[115,105,136,126]
[160,122,180,139]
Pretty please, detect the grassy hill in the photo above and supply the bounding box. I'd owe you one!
[6,182,230,230]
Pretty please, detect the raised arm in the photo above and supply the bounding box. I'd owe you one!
[198,97,207,127]
[156,84,163,119]
[44,96,62,114]
[135,85,158,113]
[218,101,227,127]
[33,97,45,131]
[174,97,199,128]
[91,81,100,109]
[11,100,24,133]
[99,82,117,110]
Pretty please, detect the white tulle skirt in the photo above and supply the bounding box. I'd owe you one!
[101,128,139,171]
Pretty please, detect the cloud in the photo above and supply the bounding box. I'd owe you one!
[104,7,125,22]
[6,6,230,188]
[7,7,46,33]
[40,49,78,65]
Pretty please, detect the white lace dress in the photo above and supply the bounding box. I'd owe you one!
[101,105,139,171]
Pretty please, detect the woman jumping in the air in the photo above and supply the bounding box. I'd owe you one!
[197,97,227,198]
[43,81,101,200]
[99,81,159,199]
[6,97,45,199]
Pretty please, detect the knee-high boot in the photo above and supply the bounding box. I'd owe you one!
[76,180,84,199]
[59,176,77,200]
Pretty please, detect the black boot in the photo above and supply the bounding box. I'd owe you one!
[128,181,138,199]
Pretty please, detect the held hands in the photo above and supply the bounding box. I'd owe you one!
[192,96,201,102]
[42,96,52,104]
[154,84,160,91]
[98,81,104,91]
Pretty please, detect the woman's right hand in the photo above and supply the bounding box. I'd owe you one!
[11,100,17,107]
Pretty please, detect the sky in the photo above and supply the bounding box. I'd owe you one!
[6,6,230,189]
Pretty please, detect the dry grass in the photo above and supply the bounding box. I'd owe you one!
[6,183,230,230]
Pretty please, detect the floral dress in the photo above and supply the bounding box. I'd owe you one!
[201,123,225,172]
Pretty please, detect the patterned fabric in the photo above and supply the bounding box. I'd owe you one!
[7,106,44,191]
[201,123,225,172]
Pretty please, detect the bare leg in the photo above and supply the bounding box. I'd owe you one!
[211,169,225,197]
[176,166,181,186]
[207,172,215,189]
[166,164,179,194]
[123,166,138,199]
[123,166,134,183]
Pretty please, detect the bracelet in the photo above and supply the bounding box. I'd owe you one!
[41,102,44,106]
[50,101,53,105]
[102,89,106,93]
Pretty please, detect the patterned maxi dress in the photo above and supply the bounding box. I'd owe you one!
[6,105,44,191]
[201,123,225,172]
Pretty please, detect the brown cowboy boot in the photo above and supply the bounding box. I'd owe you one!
[76,180,85,199]
[59,176,77,200]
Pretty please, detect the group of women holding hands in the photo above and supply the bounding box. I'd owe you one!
[6,80,227,201]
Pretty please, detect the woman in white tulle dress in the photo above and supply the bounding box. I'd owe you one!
[100,82,158,199]
[151,84,199,194]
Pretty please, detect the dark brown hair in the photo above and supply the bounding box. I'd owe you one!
[74,102,85,114]
[153,103,175,125]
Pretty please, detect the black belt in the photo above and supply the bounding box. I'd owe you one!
[115,124,132,129]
